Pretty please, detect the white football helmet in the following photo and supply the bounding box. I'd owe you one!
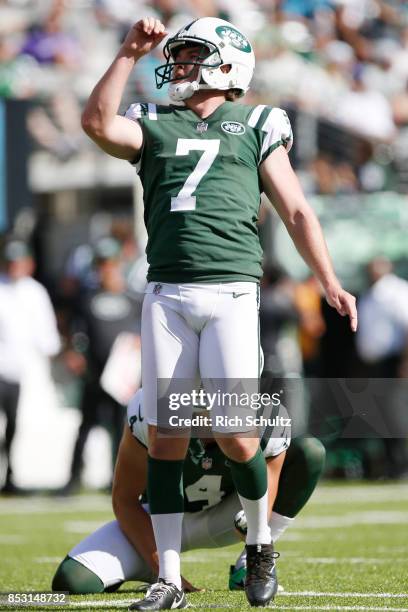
[155,17,255,102]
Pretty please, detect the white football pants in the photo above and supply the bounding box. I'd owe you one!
[68,493,243,589]
[141,282,260,429]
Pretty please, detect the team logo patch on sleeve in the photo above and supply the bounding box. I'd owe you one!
[221,121,246,135]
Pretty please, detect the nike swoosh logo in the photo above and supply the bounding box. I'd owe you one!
[232,292,249,299]
[138,405,144,422]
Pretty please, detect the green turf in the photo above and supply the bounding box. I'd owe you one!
[1,482,408,610]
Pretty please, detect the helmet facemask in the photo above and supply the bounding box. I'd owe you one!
[155,39,222,95]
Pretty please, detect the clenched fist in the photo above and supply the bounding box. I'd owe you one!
[122,17,167,59]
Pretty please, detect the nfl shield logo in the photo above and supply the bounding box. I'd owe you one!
[202,456,212,470]
[196,122,208,133]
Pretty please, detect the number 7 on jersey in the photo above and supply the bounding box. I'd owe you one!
[171,139,220,212]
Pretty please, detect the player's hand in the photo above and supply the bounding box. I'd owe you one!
[325,284,358,332]
[122,18,167,59]
[181,576,204,593]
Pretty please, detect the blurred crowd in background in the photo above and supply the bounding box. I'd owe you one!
[1,0,408,493]
[2,0,408,191]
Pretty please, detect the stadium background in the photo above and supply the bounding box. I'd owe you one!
[0,0,408,581]
[1,1,408,609]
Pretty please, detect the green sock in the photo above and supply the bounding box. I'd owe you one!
[274,437,326,517]
[52,556,109,594]
[147,456,185,587]
[229,447,270,544]
[228,447,267,500]
[147,455,185,514]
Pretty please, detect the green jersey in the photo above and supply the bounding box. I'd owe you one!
[127,392,290,513]
[125,101,293,283]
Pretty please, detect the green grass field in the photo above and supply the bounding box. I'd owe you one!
[1,482,408,611]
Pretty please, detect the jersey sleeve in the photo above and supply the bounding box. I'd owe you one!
[124,102,151,173]
[124,102,158,122]
[127,389,148,447]
[248,106,293,165]
[124,102,159,168]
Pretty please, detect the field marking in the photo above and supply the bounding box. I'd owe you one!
[62,601,133,608]
[268,604,408,612]
[0,483,407,516]
[181,551,234,562]
[281,592,408,599]
[281,555,406,564]
[296,511,408,529]
[64,520,106,533]
[57,602,408,611]
[34,556,62,563]
[0,495,111,515]
[0,534,24,543]
[312,484,408,504]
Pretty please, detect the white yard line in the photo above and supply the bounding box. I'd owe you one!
[62,600,133,608]
[0,496,111,515]
[270,604,408,612]
[0,485,407,515]
[63,602,408,611]
[281,555,406,564]
[0,534,24,543]
[311,484,408,504]
[64,520,106,533]
[296,511,408,529]
[280,592,408,599]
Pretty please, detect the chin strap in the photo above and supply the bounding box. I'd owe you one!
[168,80,200,101]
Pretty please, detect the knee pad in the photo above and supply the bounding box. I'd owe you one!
[291,437,326,476]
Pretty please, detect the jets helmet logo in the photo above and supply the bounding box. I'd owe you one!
[221,121,246,135]
[215,26,252,53]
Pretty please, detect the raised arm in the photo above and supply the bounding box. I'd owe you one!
[260,146,357,332]
[81,17,167,160]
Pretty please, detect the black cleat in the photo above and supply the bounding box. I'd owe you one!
[245,543,279,607]
[129,579,187,610]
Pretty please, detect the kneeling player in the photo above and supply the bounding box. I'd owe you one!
[52,389,325,595]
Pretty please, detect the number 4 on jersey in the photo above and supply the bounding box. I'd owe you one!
[184,474,224,509]
[171,139,220,212]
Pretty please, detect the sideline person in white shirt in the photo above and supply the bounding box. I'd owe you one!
[0,238,61,492]
[356,256,408,478]
[356,257,408,366]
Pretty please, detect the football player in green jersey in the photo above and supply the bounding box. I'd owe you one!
[82,15,357,610]
[52,389,326,597]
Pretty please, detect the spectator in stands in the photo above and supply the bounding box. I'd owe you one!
[27,91,86,160]
[335,63,396,141]
[309,155,359,195]
[19,0,81,68]
[60,237,142,494]
[0,238,61,493]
